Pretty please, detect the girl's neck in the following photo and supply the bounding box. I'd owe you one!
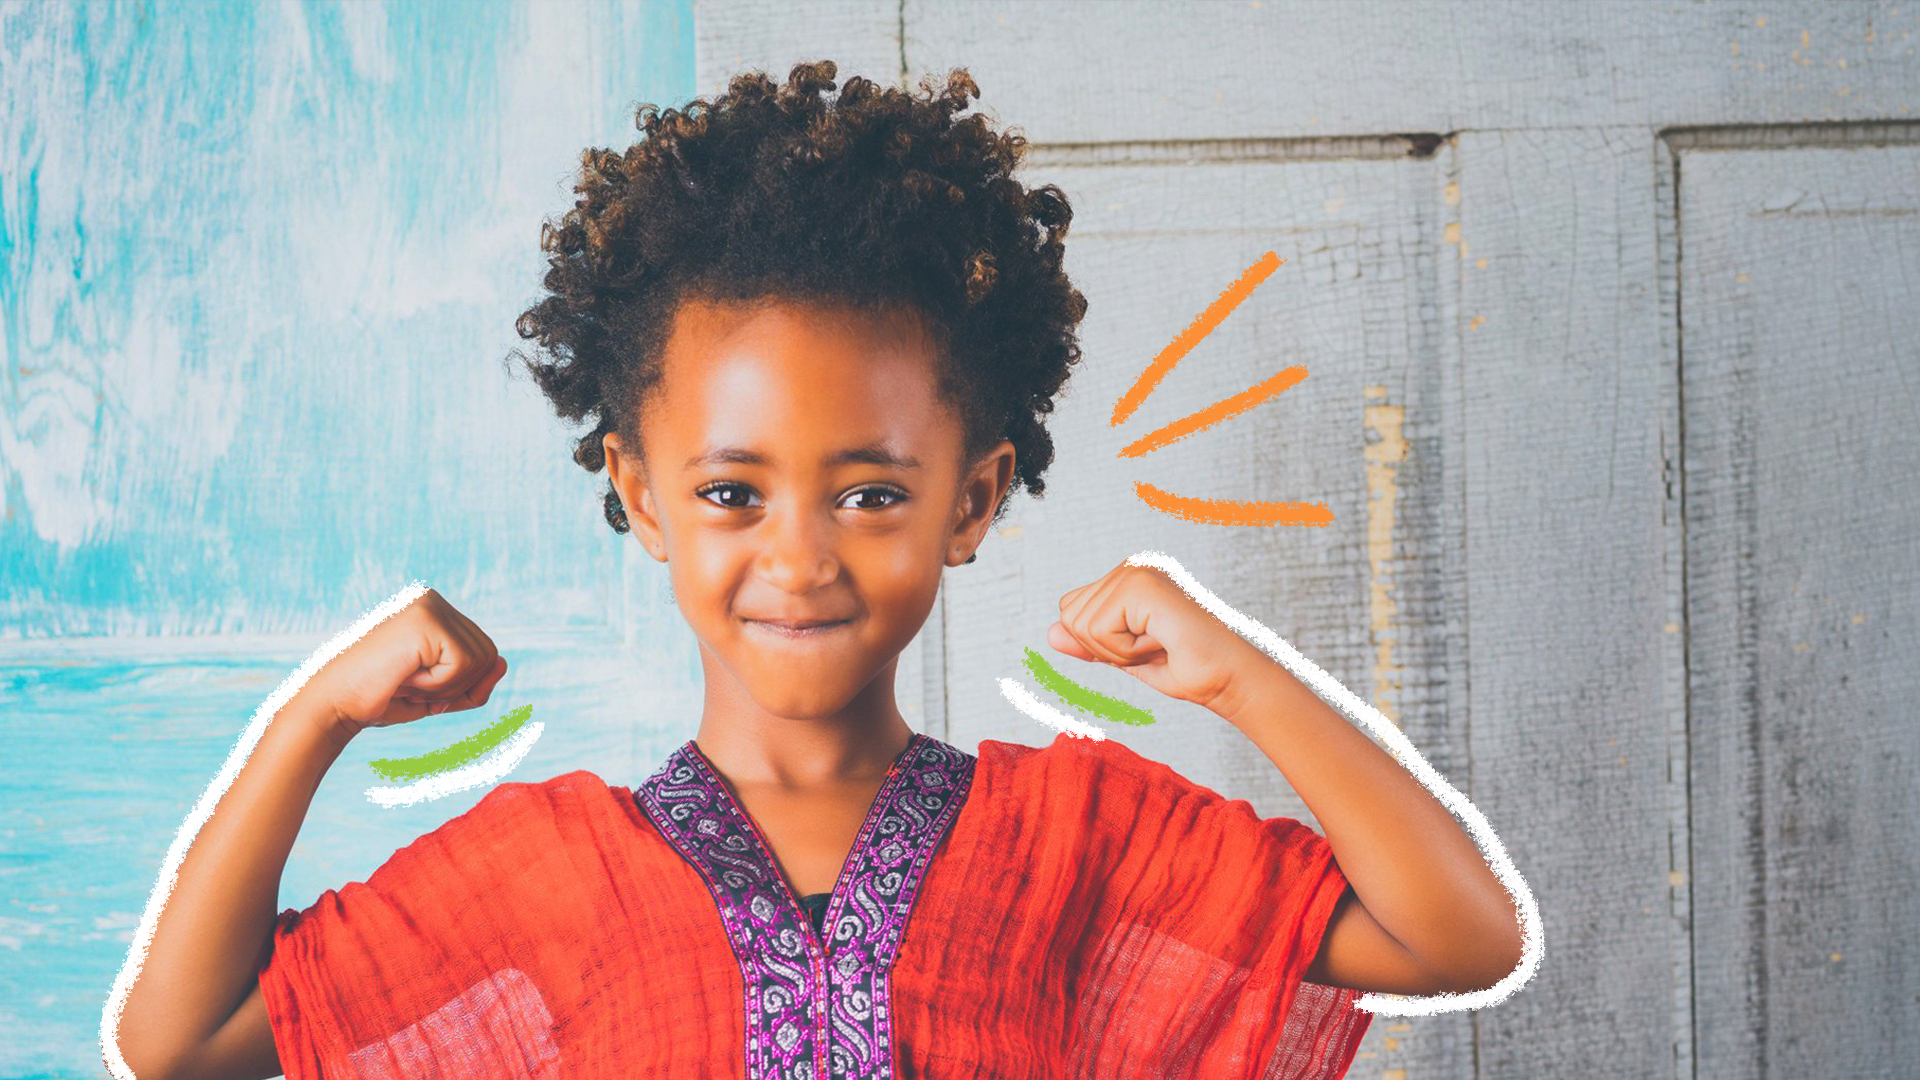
[692,704,916,790]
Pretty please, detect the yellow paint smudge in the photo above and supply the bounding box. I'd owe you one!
[1794,642,1812,652]
[1736,273,1751,282]
[1757,15,1767,27]
[1830,952,1843,962]
[1852,613,1867,624]
[1664,621,1680,633]
[1459,238,1471,260]
[1444,221,1461,245]
[1802,27,1811,48]
[1670,870,1686,886]
[1468,314,1486,330]
[1364,389,1408,731]
[1443,180,1460,206]
[1475,256,1488,269]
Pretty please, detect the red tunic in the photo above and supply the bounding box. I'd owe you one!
[257,730,1372,1078]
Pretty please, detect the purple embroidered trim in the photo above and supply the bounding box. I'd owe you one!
[634,731,976,1080]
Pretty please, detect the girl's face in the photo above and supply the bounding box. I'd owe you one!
[602,295,1015,724]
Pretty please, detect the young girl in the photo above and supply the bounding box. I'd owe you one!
[116,61,1521,1080]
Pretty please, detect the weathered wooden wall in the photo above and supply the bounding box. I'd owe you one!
[701,2,1918,1079]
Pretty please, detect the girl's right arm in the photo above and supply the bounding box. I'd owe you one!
[112,588,507,1080]
[114,684,354,1080]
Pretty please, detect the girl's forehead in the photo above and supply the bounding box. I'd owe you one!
[650,297,959,461]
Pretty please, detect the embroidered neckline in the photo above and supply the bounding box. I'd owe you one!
[681,732,924,930]
[634,730,976,1079]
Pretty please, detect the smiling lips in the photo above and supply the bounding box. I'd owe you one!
[746,617,853,639]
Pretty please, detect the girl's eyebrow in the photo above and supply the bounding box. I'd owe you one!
[684,443,922,471]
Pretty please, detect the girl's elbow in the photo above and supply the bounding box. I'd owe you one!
[1447,934,1527,995]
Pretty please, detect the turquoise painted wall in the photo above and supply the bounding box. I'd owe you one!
[0,1,695,1072]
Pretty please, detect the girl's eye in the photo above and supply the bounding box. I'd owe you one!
[694,483,909,511]
[695,482,756,510]
[843,485,910,511]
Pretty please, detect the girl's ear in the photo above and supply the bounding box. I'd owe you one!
[950,439,1017,563]
[603,432,668,560]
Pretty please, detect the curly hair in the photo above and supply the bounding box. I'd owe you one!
[504,59,1089,536]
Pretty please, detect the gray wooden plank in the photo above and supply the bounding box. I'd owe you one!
[1451,127,1683,1078]
[902,0,1918,141]
[1679,137,1920,1080]
[694,0,901,96]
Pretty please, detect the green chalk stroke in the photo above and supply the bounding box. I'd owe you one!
[1020,648,1157,726]
[368,704,534,782]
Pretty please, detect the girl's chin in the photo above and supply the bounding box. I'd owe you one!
[741,687,864,721]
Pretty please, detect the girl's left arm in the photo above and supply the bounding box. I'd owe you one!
[1048,559,1523,998]
[1209,647,1525,996]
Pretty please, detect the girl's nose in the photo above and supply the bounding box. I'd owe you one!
[753,509,840,589]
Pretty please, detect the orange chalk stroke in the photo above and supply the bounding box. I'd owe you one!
[1111,251,1285,427]
[1118,365,1308,457]
[1131,480,1333,527]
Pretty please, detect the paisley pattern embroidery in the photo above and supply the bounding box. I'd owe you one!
[634,731,976,1080]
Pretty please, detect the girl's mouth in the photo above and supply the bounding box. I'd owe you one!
[746,618,854,640]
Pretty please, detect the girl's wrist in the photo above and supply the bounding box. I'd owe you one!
[280,680,360,756]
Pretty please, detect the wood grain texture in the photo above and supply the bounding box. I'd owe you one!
[904,0,1917,140]
[694,0,901,96]
[1679,137,1920,1080]
[1450,125,1684,1079]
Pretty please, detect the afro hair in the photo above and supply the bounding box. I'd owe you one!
[505,60,1089,535]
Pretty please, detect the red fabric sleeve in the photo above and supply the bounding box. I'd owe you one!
[1044,732,1372,1079]
[254,773,609,1080]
